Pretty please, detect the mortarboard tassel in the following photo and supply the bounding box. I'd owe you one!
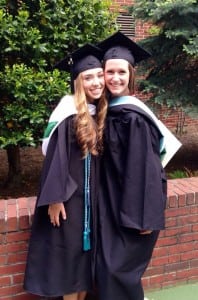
[83,152,91,251]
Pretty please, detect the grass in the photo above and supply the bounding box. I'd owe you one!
[167,168,198,179]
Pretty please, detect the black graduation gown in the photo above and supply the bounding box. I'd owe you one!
[96,104,167,300]
[24,116,99,297]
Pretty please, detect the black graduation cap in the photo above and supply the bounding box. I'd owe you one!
[98,31,151,66]
[54,43,103,80]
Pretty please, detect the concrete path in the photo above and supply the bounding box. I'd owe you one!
[145,283,198,300]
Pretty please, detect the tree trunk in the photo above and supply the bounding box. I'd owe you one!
[5,145,22,187]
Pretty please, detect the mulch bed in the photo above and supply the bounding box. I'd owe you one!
[0,133,198,199]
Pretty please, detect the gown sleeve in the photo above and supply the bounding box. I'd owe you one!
[116,112,167,230]
[36,118,78,207]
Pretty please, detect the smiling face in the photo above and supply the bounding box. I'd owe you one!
[104,59,130,97]
[81,67,105,103]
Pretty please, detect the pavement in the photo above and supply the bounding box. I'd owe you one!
[145,283,198,300]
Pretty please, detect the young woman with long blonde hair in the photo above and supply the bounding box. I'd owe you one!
[24,44,107,300]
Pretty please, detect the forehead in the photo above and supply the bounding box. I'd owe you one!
[105,59,129,70]
[81,67,103,76]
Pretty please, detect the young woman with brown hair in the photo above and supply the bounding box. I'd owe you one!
[96,31,167,300]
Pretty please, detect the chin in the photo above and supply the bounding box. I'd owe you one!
[108,88,121,94]
[92,94,102,99]
[111,92,122,97]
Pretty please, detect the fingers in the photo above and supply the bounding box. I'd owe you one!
[48,203,67,227]
[48,208,58,227]
[50,216,57,227]
[61,206,67,221]
[54,213,61,227]
[140,230,153,235]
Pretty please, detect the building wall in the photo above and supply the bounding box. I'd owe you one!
[114,0,198,135]
[0,178,198,299]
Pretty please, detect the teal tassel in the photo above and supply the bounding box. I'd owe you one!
[83,153,91,251]
[83,231,91,251]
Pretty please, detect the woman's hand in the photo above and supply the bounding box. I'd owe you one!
[140,230,153,235]
[48,202,67,227]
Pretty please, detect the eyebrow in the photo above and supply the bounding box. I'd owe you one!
[105,68,126,71]
[83,71,104,77]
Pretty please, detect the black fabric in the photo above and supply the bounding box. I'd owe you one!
[98,31,151,66]
[54,43,103,78]
[96,103,167,300]
[24,116,99,297]
[104,46,135,67]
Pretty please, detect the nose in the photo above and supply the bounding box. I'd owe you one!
[111,72,119,81]
[92,76,100,86]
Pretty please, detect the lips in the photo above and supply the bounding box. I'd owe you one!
[91,88,103,93]
[109,85,122,89]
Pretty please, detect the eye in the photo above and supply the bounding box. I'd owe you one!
[84,75,92,81]
[106,70,114,75]
[119,70,127,75]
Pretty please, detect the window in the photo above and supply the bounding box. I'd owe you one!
[116,14,135,37]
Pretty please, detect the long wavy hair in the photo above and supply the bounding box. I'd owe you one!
[73,72,107,158]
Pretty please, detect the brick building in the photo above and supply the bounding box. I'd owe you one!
[114,0,198,139]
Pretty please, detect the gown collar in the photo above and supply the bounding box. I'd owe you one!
[88,103,96,116]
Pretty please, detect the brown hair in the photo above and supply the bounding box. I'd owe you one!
[128,63,135,95]
[73,72,107,157]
